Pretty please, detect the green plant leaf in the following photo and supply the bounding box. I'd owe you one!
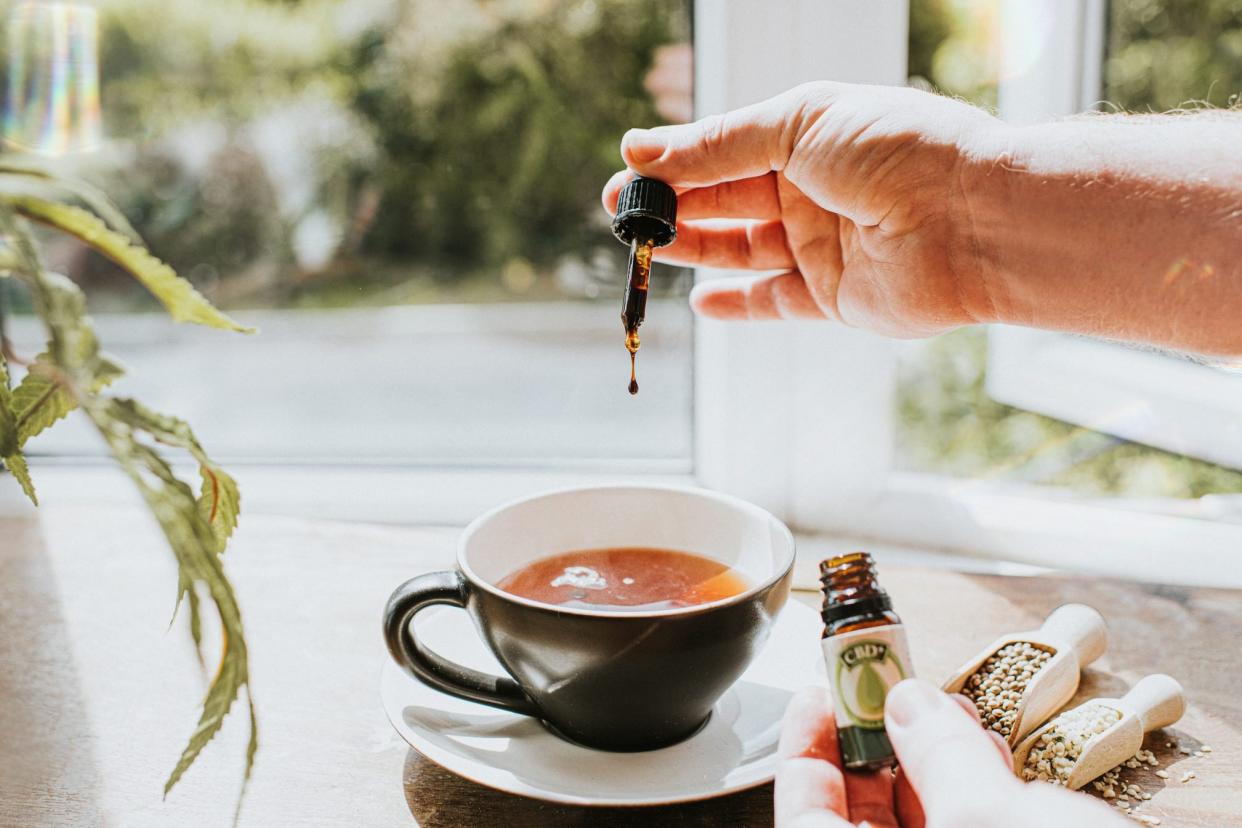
[11,196,255,334]
[3,451,37,504]
[0,206,255,803]
[0,352,16,458]
[186,577,204,653]
[93,416,253,797]
[0,160,142,242]
[0,352,36,504]
[12,351,124,447]
[106,397,241,555]
[200,464,241,555]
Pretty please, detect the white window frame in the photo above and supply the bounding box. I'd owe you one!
[693,0,1242,588]
[987,0,1242,470]
[24,0,1242,588]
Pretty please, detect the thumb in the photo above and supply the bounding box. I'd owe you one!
[884,679,1022,824]
[621,83,826,187]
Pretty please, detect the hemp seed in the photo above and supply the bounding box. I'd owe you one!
[962,642,1054,736]
[1021,704,1122,785]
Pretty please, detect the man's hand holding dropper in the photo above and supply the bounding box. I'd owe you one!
[597,79,1242,825]
[604,82,1242,356]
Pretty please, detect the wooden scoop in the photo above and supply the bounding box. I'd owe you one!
[943,603,1108,746]
[1012,673,1186,789]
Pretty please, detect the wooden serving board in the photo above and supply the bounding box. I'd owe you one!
[0,506,1237,826]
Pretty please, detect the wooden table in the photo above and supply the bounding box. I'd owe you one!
[1,505,1238,826]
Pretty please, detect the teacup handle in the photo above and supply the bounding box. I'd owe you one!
[383,571,540,716]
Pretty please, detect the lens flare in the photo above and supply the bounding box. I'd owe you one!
[4,2,101,154]
[997,0,1056,83]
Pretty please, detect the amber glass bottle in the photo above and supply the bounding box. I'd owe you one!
[820,552,913,769]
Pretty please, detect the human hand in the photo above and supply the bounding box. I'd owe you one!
[602,82,1000,338]
[776,678,1130,827]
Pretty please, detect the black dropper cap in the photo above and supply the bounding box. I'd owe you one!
[612,176,677,247]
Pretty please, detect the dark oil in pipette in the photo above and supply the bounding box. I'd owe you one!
[622,238,654,395]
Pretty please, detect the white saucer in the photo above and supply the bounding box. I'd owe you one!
[381,598,824,806]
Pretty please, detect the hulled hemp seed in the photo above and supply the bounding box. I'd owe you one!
[1022,703,1122,785]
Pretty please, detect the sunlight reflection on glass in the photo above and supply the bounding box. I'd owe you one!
[997,0,1055,82]
[4,1,101,155]
[945,400,1156,490]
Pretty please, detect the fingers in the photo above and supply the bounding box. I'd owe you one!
[677,174,784,220]
[842,768,898,828]
[620,85,819,187]
[885,679,1022,825]
[776,687,851,826]
[661,220,794,270]
[691,273,826,321]
[893,693,1011,828]
[603,171,782,221]
[601,169,634,214]
[777,687,897,828]
[949,692,1019,767]
[602,172,793,270]
[948,692,980,721]
[893,767,924,828]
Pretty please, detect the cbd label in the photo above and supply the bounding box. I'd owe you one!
[822,624,912,729]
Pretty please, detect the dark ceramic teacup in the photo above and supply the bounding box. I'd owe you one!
[382,485,795,752]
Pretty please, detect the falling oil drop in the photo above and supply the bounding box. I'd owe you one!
[626,331,640,395]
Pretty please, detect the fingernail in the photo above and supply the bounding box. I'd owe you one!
[885,679,945,728]
[623,128,666,164]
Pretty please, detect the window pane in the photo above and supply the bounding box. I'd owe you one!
[4,0,694,466]
[900,0,1242,499]
[1105,0,1242,111]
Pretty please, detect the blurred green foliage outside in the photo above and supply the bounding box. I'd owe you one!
[1106,0,1242,110]
[900,0,1242,498]
[23,0,688,310]
[10,0,1242,497]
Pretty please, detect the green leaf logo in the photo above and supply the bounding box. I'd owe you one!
[857,661,887,717]
[832,634,909,729]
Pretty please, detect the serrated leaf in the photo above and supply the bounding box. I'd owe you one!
[11,196,255,334]
[12,351,124,446]
[95,405,252,799]
[199,464,241,555]
[0,353,35,504]
[0,352,16,457]
[0,164,142,242]
[3,452,37,504]
[187,580,204,654]
[0,206,255,804]
[106,397,240,555]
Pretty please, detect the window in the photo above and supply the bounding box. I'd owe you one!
[986,0,1242,481]
[859,0,1242,585]
[897,0,1242,504]
[11,1,1242,585]
[4,0,694,470]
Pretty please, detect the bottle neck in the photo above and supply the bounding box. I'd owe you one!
[819,552,896,633]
